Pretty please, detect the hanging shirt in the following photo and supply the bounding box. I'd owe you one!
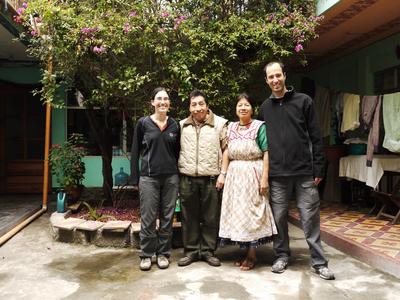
[341,93,360,133]
[382,92,400,153]
[314,86,331,138]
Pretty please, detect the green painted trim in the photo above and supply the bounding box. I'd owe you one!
[295,32,400,95]
[0,66,41,85]
[316,0,341,16]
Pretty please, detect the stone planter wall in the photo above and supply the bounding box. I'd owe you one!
[50,212,182,248]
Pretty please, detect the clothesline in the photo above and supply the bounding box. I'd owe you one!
[313,85,400,166]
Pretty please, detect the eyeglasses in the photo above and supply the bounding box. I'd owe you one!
[155,97,170,101]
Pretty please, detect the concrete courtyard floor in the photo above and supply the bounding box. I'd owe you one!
[1,209,400,300]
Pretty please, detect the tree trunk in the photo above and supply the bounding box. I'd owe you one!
[85,108,113,205]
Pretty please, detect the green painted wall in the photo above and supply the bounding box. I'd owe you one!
[0,66,41,84]
[51,106,131,188]
[316,0,341,15]
[82,156,130,187]
[296,32,400,95]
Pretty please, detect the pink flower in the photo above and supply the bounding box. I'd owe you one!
[295,44,303,53]
[22,2,28,8]
[129,11,137,17]
[161,11,169,17]
[173,16,186,29]
[16,7,24,15]
[30,29,38,36]
[123,23,131,33]
[13,15,23,24]
[92,45,106,54]
[80,27,91,34]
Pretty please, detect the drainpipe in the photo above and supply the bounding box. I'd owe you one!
[0,207,46,246]
[42,81,52,211]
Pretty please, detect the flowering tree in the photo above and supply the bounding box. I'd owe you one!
[16,0,321,203]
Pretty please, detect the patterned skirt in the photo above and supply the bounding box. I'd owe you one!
[218,159,277,247]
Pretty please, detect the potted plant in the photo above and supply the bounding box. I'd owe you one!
[49,133,87,204]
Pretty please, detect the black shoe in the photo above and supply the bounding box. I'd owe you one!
[202,255,221,267]
[177,256,198,267]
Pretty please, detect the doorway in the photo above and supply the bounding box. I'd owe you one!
[0,83,45,194]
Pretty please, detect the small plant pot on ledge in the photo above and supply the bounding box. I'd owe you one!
[66,185,84,203]
[65,185,84,212]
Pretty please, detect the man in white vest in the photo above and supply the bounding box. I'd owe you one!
[177,89,228,267]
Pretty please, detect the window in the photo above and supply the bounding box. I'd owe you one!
[374,65,400,94]
[66,90,134,156]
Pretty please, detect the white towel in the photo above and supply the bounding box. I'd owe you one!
[382,92,400,153]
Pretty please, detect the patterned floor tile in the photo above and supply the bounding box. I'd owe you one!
[369,247,400,258]
[387,227,400,234]
[361,219,390,225]
[352,224,385,231]
[378,232,400,241]
[322,220,350,227]
[330,216,360,222]
[342,228,376,237]
[290,203,400,267]
[344,235,368,243]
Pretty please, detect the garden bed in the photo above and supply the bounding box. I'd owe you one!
[70,207,140,222]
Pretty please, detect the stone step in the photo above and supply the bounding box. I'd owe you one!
[52,217,85,230]
[76,220,104,231]
[102,220,131,232]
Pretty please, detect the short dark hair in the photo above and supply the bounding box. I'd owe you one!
[263,61,286,76]
[189,89,207,105]
[236,93,255,108]
[151,87,167,101]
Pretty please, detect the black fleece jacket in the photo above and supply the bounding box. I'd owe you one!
[130,116,180,185]
[258,87,325,178]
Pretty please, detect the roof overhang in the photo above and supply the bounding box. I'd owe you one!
[0,2,36,63]
[304,0,400,69]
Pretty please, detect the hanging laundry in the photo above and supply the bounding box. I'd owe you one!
[382,92,400,153]
[332,91,344,142]
[361,95,382,166]
[314,86,331,138]
[341,93,360,133]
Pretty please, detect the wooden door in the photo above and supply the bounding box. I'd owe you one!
[0,83,45,194]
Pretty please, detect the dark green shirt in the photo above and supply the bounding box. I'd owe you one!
[256,124,268,152]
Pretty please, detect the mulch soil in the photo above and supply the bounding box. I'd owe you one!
[68,187,140,222]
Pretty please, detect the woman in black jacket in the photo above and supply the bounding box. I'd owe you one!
[131,87,180,271]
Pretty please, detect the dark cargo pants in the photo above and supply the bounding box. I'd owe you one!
[139,174,179,258]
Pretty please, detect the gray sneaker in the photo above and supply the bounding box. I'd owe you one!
[314,266,335,280]
[271,259,288,273]
[139,257,152,271]
[157,255,170,269]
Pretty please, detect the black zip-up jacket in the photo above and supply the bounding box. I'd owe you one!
[130,116,180,185]
[258,87,325,178]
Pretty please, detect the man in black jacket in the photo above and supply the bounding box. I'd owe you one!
[259,61,335,280]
